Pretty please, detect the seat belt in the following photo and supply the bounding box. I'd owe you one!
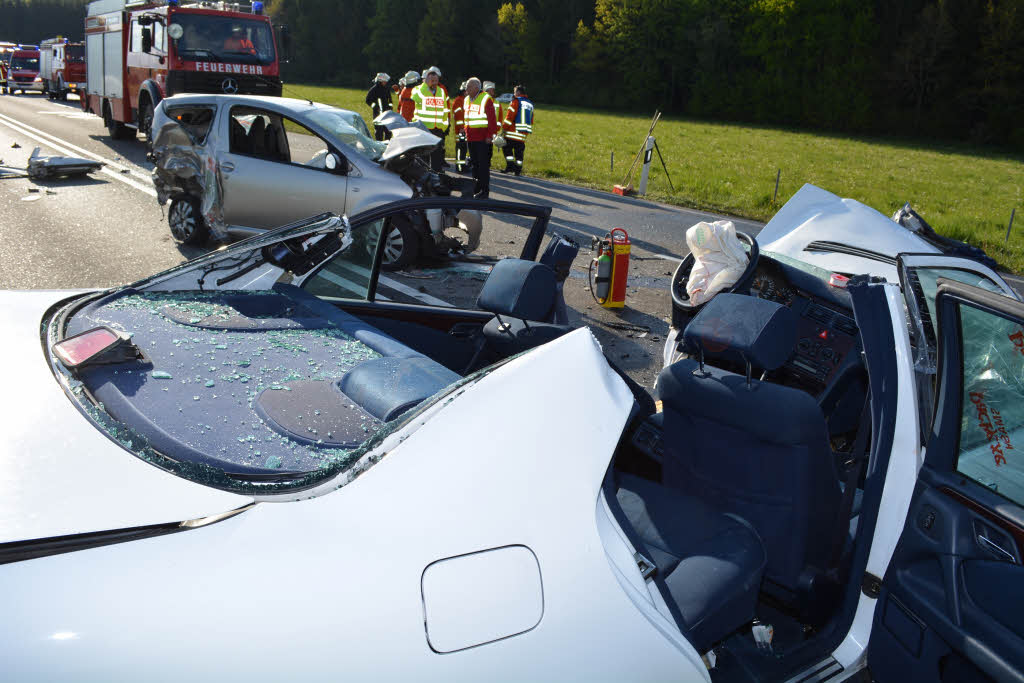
[828,395,872,569]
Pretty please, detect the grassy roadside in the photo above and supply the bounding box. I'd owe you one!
[282,83,1024,273]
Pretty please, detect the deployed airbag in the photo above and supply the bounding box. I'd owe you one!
[685,220,748,306]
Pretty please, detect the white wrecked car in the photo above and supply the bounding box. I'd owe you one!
[2,187,1024,682]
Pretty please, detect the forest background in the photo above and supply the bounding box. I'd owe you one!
[3,0,1022,151]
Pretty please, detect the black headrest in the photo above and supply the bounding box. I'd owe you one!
[476,259,556,321]
[683,293,796,371]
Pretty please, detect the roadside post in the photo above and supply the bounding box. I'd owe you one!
[638,137,655,195]
[1007,208,1016,244]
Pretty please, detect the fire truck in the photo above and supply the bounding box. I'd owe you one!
[40,38,87,101]
[0,42,16,94]
[83,0,286,142]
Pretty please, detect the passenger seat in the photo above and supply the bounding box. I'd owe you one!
[476,259,572,357]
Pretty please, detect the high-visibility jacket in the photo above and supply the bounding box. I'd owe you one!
[464,92,498,142]
[488,94,502,127]
[411,83,450,132]
[451,94,465,134]
[503,96,534,142]
[398,86,416,122]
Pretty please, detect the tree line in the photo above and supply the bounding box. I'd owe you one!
[0,0,88,43]
[2,0,1020,150]
[268,0,1023,151]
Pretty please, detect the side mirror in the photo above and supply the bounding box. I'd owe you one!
[141,26,153,54]
[325,153,348,174]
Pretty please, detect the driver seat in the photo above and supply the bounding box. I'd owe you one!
[657,294,841,608]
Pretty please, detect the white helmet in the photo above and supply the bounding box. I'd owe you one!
[374,72,390,83]
[482,81,495,91]
[424,65,442,78]
[403,70,420,85]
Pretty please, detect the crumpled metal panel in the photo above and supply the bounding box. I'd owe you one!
[26,147,104,179]
[150,111,229,241]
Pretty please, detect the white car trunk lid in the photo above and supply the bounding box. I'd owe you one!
[0,291,252,545]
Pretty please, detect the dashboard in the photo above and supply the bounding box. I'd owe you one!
[747,260,860,397]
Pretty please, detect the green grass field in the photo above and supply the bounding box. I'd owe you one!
[283,83,1024,273]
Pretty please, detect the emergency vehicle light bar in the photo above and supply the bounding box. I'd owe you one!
[126,0,265,11]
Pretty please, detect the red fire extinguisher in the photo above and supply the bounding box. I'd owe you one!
[590,228,630,309]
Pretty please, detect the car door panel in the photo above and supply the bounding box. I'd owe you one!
[219,152,346,230]
[870,278,1024,683]
[217,107,347,230]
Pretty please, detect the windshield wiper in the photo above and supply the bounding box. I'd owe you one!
[178,48,219,59]
[804,240,897,266]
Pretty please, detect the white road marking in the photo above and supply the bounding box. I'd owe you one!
[0,108,460,308]
[36,111,97,120]
[0,111,155,188]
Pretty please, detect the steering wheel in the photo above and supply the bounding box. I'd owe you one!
[670,231,760,312]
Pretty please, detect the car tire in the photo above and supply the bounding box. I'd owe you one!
[168,197,209,246]
[379,219,419,271]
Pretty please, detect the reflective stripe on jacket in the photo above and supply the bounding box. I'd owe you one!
[411,83,450,131]
[464,93,497,141]
[503,97,533,141]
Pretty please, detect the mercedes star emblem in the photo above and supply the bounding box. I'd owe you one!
[221,78,239,94]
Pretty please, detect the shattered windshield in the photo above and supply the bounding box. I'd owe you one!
[46,215,473,496]
[305,108,385,162]
[170,14,275,65]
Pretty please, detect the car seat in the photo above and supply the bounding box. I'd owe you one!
[247,116,267,157]
[229,117,248,154]
[656,293,842,608]
[475,259,572,357]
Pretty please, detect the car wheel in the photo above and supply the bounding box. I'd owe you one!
[379,219,419,271]
[168,197,209,246]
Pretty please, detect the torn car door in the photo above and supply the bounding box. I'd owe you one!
[868,279,1024,682]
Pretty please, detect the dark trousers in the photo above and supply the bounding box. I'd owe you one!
[505,139,526,174]
[468,140,492,197]
[370,108,392,141]
[455,136,468,171]
[428,128,447,171]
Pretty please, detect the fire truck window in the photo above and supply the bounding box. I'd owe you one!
[153,22,166,52]
[131,21,143,53]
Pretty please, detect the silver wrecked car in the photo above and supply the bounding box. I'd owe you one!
[150,95,480,269]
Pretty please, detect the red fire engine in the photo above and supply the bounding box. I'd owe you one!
[40,38,87,101]
[83,0,287,142]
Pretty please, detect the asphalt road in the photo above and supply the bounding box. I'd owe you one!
[0,92,773,386]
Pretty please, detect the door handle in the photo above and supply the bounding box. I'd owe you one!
[221,162,235,172]
[977,530,1017,563]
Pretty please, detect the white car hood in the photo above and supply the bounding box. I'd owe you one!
[379,125,442,162]
[757,184,940,282]
[0,291,251,545]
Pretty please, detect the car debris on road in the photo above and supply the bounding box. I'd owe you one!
[26,146,103,179]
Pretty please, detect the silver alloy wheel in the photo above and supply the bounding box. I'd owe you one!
[381,226,405,264]
[169,200,196,241]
